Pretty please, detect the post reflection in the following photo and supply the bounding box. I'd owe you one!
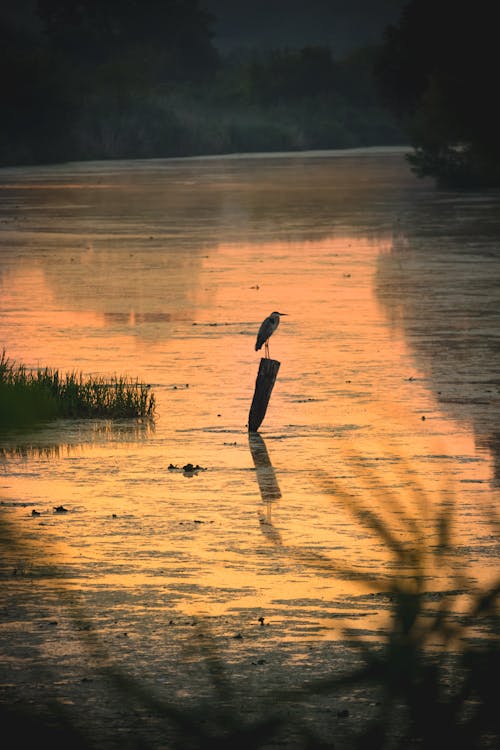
[248,432,283,544]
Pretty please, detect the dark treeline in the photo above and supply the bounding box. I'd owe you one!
[374,0,500,187]
[0,0,402,168]
[1,0,498,187]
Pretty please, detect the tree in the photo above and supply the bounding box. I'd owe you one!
[0,16,75,165]
[374,0,500,186]
[36,0,219,82]
[245,46,340,105]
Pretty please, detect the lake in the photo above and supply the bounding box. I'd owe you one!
[1,148,499,672]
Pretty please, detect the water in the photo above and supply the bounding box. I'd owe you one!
[1,148,499,655]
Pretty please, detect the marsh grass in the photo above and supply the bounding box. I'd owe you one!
[0,350,155,426]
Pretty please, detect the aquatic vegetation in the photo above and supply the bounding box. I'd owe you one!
[0,410,497,747]
[287,462,500,749]
[0,350,155,426]
[1,445,498,749]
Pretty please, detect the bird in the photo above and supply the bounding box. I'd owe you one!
[255,311,288,358]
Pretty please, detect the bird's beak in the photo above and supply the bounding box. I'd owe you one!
[279,312,288,315]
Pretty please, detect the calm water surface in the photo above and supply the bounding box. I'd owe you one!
[1,149,499,652]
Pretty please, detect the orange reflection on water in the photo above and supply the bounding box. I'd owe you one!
[1,224,498,645]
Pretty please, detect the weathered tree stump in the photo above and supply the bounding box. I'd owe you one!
[248,358,280,432]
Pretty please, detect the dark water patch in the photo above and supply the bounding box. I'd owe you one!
[103,311,181,324]
[327,423,366,434]
[332,389,373,400]
[290,397,326,403]
[415,454,484,463]
[0,499,35,508]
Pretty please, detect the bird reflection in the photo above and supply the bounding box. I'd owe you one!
[248,432,283,543]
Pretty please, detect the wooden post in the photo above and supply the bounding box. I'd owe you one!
[248,358,280,432]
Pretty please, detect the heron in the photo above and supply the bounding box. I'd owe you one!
[255,311,288,358]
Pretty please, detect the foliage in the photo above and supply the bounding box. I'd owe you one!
[0,445,498,747]
[237,46,340,105]
[0,3,403,167]
[0,20,75,165]
[35,0,219,81]
[374,0,500,187]
[307,466,500,749]
[0,351,155,426]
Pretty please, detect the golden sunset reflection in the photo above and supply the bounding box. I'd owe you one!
[1,153,498,650]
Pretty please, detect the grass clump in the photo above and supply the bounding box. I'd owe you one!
[0,350,155,427]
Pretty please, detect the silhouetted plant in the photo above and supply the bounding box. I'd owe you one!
[374,0,500,187]
[0,443,497,749]
[0,350,155,425]
[275,463,500,749]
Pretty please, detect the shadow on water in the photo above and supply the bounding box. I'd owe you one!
[248,432,281,498]
[375,189,500,485]
[1,441,498,749]
[1,155,499,747]
[249,431,283,545]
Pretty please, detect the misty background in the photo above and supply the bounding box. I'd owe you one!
[0,0,498,186]
[0,1,406,165]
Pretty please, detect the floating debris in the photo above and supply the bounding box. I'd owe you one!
[168,463,207,476]
[183,463,206,476]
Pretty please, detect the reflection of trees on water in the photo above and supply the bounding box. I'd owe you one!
[375,191,500,483]
[1,154,416,333]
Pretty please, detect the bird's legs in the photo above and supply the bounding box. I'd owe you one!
[265,340,270,358]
